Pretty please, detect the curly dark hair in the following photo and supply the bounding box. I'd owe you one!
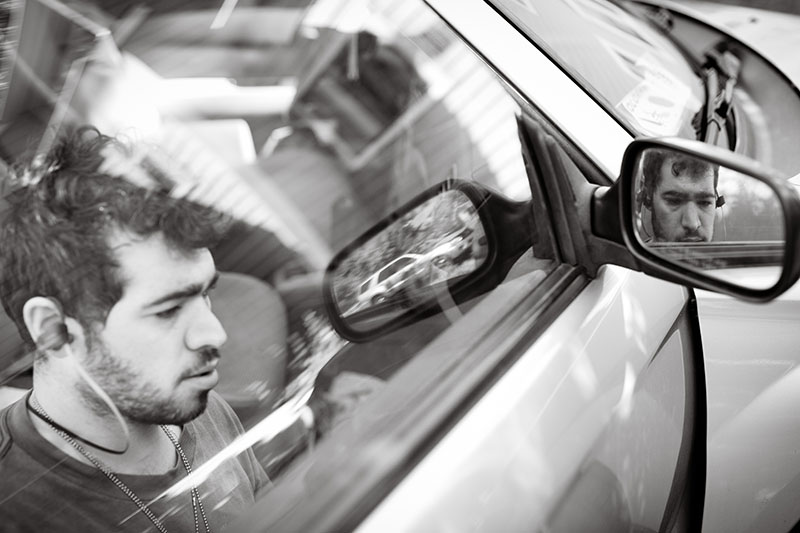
[641,148,720,204]
[0,127,231,348]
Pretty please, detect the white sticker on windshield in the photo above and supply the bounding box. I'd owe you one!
[617,56,692,136]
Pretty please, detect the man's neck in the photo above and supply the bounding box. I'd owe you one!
[29,382,179,475]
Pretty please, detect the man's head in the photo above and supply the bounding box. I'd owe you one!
[641,149,721,243]
[0,127,231,423]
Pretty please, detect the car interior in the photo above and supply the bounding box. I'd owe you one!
[0,0,558,481]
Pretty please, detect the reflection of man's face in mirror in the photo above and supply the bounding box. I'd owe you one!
[644,152,718,243]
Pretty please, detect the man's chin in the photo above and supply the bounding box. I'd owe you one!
[126,390,210,426]
[171,390,210,424]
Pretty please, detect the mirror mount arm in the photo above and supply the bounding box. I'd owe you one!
[491,196,540,282]
[591,182,622,242]
[587,180,642,273]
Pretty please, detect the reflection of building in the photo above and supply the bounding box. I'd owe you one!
[301,30,427,153]
[0,0,108,160]
[293,0,530,212]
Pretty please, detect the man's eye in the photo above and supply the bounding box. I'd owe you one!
[156,306,181,319]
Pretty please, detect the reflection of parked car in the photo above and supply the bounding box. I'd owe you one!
[427,228,473,267]
[356,253,429,306]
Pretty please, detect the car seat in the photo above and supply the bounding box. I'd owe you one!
[210,272,289,425]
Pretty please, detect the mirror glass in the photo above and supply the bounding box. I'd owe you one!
[329,189,488,334]
[632,147,786,290]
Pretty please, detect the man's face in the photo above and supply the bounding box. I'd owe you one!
[79,232,227,425]
[650,159,717,243]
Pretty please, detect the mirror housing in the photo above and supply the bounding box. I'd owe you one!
[613,137,800,302]
[324,179,534,342]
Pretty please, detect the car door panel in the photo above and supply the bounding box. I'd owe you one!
[704,365,800,532]
[355,266,694,532]
[695,284,800,531]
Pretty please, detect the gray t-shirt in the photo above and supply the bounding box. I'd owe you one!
[0,390,269,532]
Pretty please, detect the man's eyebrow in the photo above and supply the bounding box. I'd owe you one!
[660,189,690,199]
[145,272,220,308]
[694,191,716,199]
[661,188,715,199]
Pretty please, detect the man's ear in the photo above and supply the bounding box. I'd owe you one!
[22,297,79,354]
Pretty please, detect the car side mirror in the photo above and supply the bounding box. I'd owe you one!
[616,138,800,301]
[324,179,534,342]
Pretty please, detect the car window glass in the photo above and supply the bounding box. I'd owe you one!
[0,0,561,528]
[492,0,705,139]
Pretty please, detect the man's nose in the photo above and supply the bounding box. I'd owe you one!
[680,203,701,231]
[185,300,228,351]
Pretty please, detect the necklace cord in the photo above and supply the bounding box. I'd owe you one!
[27,396,211,533]
[26,396,128,454]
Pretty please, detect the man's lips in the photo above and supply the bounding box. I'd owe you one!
[187,360,220,378]
[184,363,220,389]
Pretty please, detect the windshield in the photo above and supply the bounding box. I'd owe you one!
[492,0,705,139]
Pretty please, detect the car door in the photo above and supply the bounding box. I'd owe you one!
[227,1,703,531]
[334,124,706,533]
[354,271,700,533]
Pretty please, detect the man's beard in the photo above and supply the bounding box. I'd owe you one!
[77,334,219,426]
[652,223,712,243]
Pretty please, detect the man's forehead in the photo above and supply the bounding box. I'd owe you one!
[657,163,715,190]
[108,230,215,300]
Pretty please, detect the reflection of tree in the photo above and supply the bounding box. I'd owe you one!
[333,191,475,309]
[407,190,476,249]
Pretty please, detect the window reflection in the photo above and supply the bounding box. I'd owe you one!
[0,0,552,528]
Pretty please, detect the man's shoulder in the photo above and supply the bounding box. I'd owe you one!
[190,390,271,496]
[192,390,245,439]
[0,404,13,459]
[0,396,25,460]
[0,397,49,506]
[207,388,228,407]
[205,389,238,421]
